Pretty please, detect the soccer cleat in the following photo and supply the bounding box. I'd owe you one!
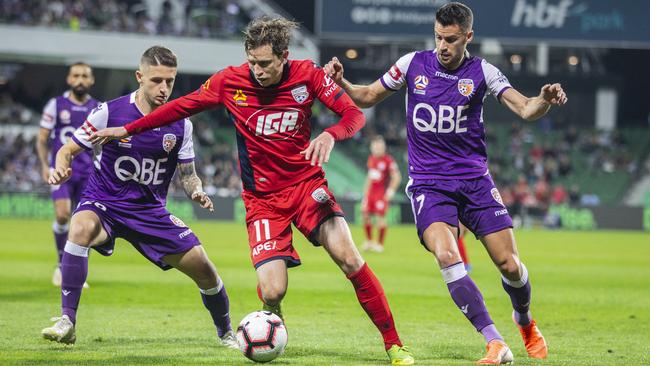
[514,317,548,359]
[386,345,415,365]
[42,315,76,345]
[219,330,239,349]
[476,339,513,365]
[370,243,385,253]
[362,240,375,251]
[52,267,62,287]
[262,302,283,321]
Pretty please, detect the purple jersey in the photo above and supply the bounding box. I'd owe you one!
[72,92,195,209]
[380,50,512,179]
[40,92,100,177]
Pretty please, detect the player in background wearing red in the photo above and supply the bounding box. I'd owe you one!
[89,17,414,365]
[362,136,401,253]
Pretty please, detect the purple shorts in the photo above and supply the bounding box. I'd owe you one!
[74,200,200,270]
[51,175,88,204]
[405,174,513,245]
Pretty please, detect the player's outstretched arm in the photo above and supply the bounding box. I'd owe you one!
[325,57,394,108]
[178,161,213,212]
[49,140,84,185]
[89,86,220,144]
[501,83,568,121]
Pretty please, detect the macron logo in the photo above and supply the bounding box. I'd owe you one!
[460,304,469,314]
[62,290,71,296]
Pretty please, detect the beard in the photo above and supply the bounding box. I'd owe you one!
[71,85,88,98]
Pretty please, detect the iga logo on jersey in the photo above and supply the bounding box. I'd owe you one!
[162,133,177,153]
[247,107,305,141]
[458,79,475,97]
[291,85,309,104]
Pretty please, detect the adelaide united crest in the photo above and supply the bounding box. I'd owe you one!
[162,133,177,153]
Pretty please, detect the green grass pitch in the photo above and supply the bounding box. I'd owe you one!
[1,219,649,365]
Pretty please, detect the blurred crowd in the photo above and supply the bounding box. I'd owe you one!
[0,0,249,38]
[488,122,638,212]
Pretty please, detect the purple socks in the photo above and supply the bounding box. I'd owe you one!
[200,279,232,337]
[442,262,503,343]
[502,263,533,326]
[61,241,89,324]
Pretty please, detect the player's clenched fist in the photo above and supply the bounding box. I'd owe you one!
[324,57,344,84]
[192,191,214,212]
[48,167,72,185]
[540,83,567,106]
[301,131,335,166]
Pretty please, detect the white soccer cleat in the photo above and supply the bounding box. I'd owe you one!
[362,240,374,251]
[42,315,76,345]
[370,243,385,253]
[52,267,62,287]
[220,330,239,349]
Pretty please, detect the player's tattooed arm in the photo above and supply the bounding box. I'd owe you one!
[178,161,214,212]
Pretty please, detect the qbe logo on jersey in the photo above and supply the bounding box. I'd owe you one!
[247,107,306,141]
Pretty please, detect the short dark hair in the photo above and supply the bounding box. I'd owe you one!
[435,2,473,32]
[68,62,92,74]
[140,45,177,68]
[244,17,298,56]
[371,135,385,143]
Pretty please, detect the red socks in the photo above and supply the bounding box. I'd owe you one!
[457,236,470,265]
[378,226,386,246]
[347,263,401,349]
[364,222,373,241]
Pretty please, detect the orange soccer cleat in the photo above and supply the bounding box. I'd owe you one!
[476,339,514,365]
[516,318,548,359]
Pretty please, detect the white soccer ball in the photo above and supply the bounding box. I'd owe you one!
[236,310,288,363]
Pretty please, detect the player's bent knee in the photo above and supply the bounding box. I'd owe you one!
[497,257,520,278]
[68,220,100,245]
[339,254,364,275]
[260,283,286,305]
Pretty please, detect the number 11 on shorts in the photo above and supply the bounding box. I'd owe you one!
[253,219,271,242]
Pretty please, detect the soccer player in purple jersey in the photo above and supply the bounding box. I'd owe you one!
[41,46,237,349]
[325,2,567,364]
[36,63,99,288]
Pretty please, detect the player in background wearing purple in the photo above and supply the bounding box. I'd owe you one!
[36,63,99,288]
[325,2,566,364]
[41,46,237,349]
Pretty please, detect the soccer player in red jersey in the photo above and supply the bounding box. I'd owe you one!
[362,136,401,253]
[89,17,414,365]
